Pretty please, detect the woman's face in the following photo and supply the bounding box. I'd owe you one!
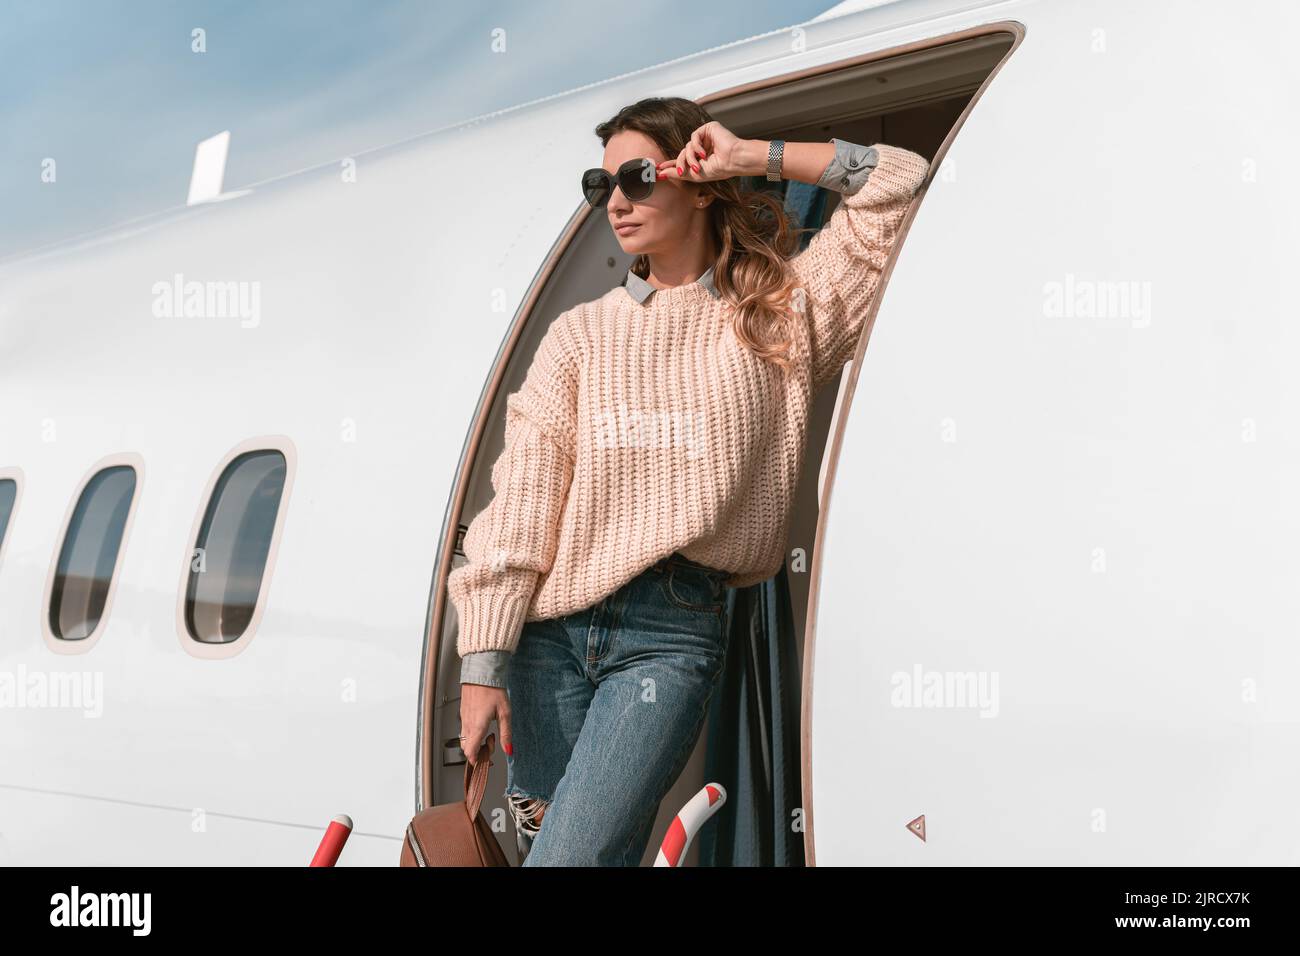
[602,129,710,256]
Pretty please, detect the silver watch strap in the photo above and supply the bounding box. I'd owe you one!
[766,140,784,182]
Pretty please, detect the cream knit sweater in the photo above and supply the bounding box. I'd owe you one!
[449,143,930,657]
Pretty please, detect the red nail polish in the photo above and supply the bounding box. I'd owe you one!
[677,166,683,175]
[504,742,513,756]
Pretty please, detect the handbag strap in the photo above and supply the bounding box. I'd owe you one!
[461,731,494,820]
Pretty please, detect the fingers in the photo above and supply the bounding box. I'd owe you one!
[668,144,696,178]
[689,126,710,174]
[657,144,709,180]
[461,685,512,766]
[462,727,484,766]
[460,691,487,766]
[498,699,513,757]
[657,121,728,182]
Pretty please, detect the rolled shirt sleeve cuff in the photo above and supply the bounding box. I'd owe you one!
[815,138,880,195]
[460,649,513,688]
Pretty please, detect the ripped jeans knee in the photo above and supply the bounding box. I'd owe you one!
[507,792,550,837]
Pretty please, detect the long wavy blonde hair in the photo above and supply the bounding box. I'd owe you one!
[595,96,804,371]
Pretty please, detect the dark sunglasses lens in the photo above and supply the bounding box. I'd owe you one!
[581,170,611,207]
[618,159,656,201]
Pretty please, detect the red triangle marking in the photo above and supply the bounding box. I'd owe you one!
[906,814,926,842]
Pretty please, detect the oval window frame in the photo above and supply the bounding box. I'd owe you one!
[174,435,297,659]
[41,452,145,655]
[0,466,25,579]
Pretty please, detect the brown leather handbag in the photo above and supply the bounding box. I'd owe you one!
[400,733,511,867]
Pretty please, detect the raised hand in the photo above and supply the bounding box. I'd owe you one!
[656,120,748,183]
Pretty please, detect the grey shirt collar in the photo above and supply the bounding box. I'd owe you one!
[623,263,720,304]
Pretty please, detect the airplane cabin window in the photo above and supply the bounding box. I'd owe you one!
[49,465,137,640]
[183,450,287,644]
[0,478,16,550]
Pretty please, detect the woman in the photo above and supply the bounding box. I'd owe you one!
[448,96,929,865]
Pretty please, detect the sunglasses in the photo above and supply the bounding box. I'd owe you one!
[580,157,659,208]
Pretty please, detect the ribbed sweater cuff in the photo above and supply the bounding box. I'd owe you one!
[456,590,531,656]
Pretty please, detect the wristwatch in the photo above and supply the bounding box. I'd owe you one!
[766,139,785,182]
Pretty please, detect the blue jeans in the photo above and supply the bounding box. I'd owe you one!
[504,551,733,866]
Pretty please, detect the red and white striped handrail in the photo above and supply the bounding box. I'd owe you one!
[654,783,727,867]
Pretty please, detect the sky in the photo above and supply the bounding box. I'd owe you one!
[0,0,852,261]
